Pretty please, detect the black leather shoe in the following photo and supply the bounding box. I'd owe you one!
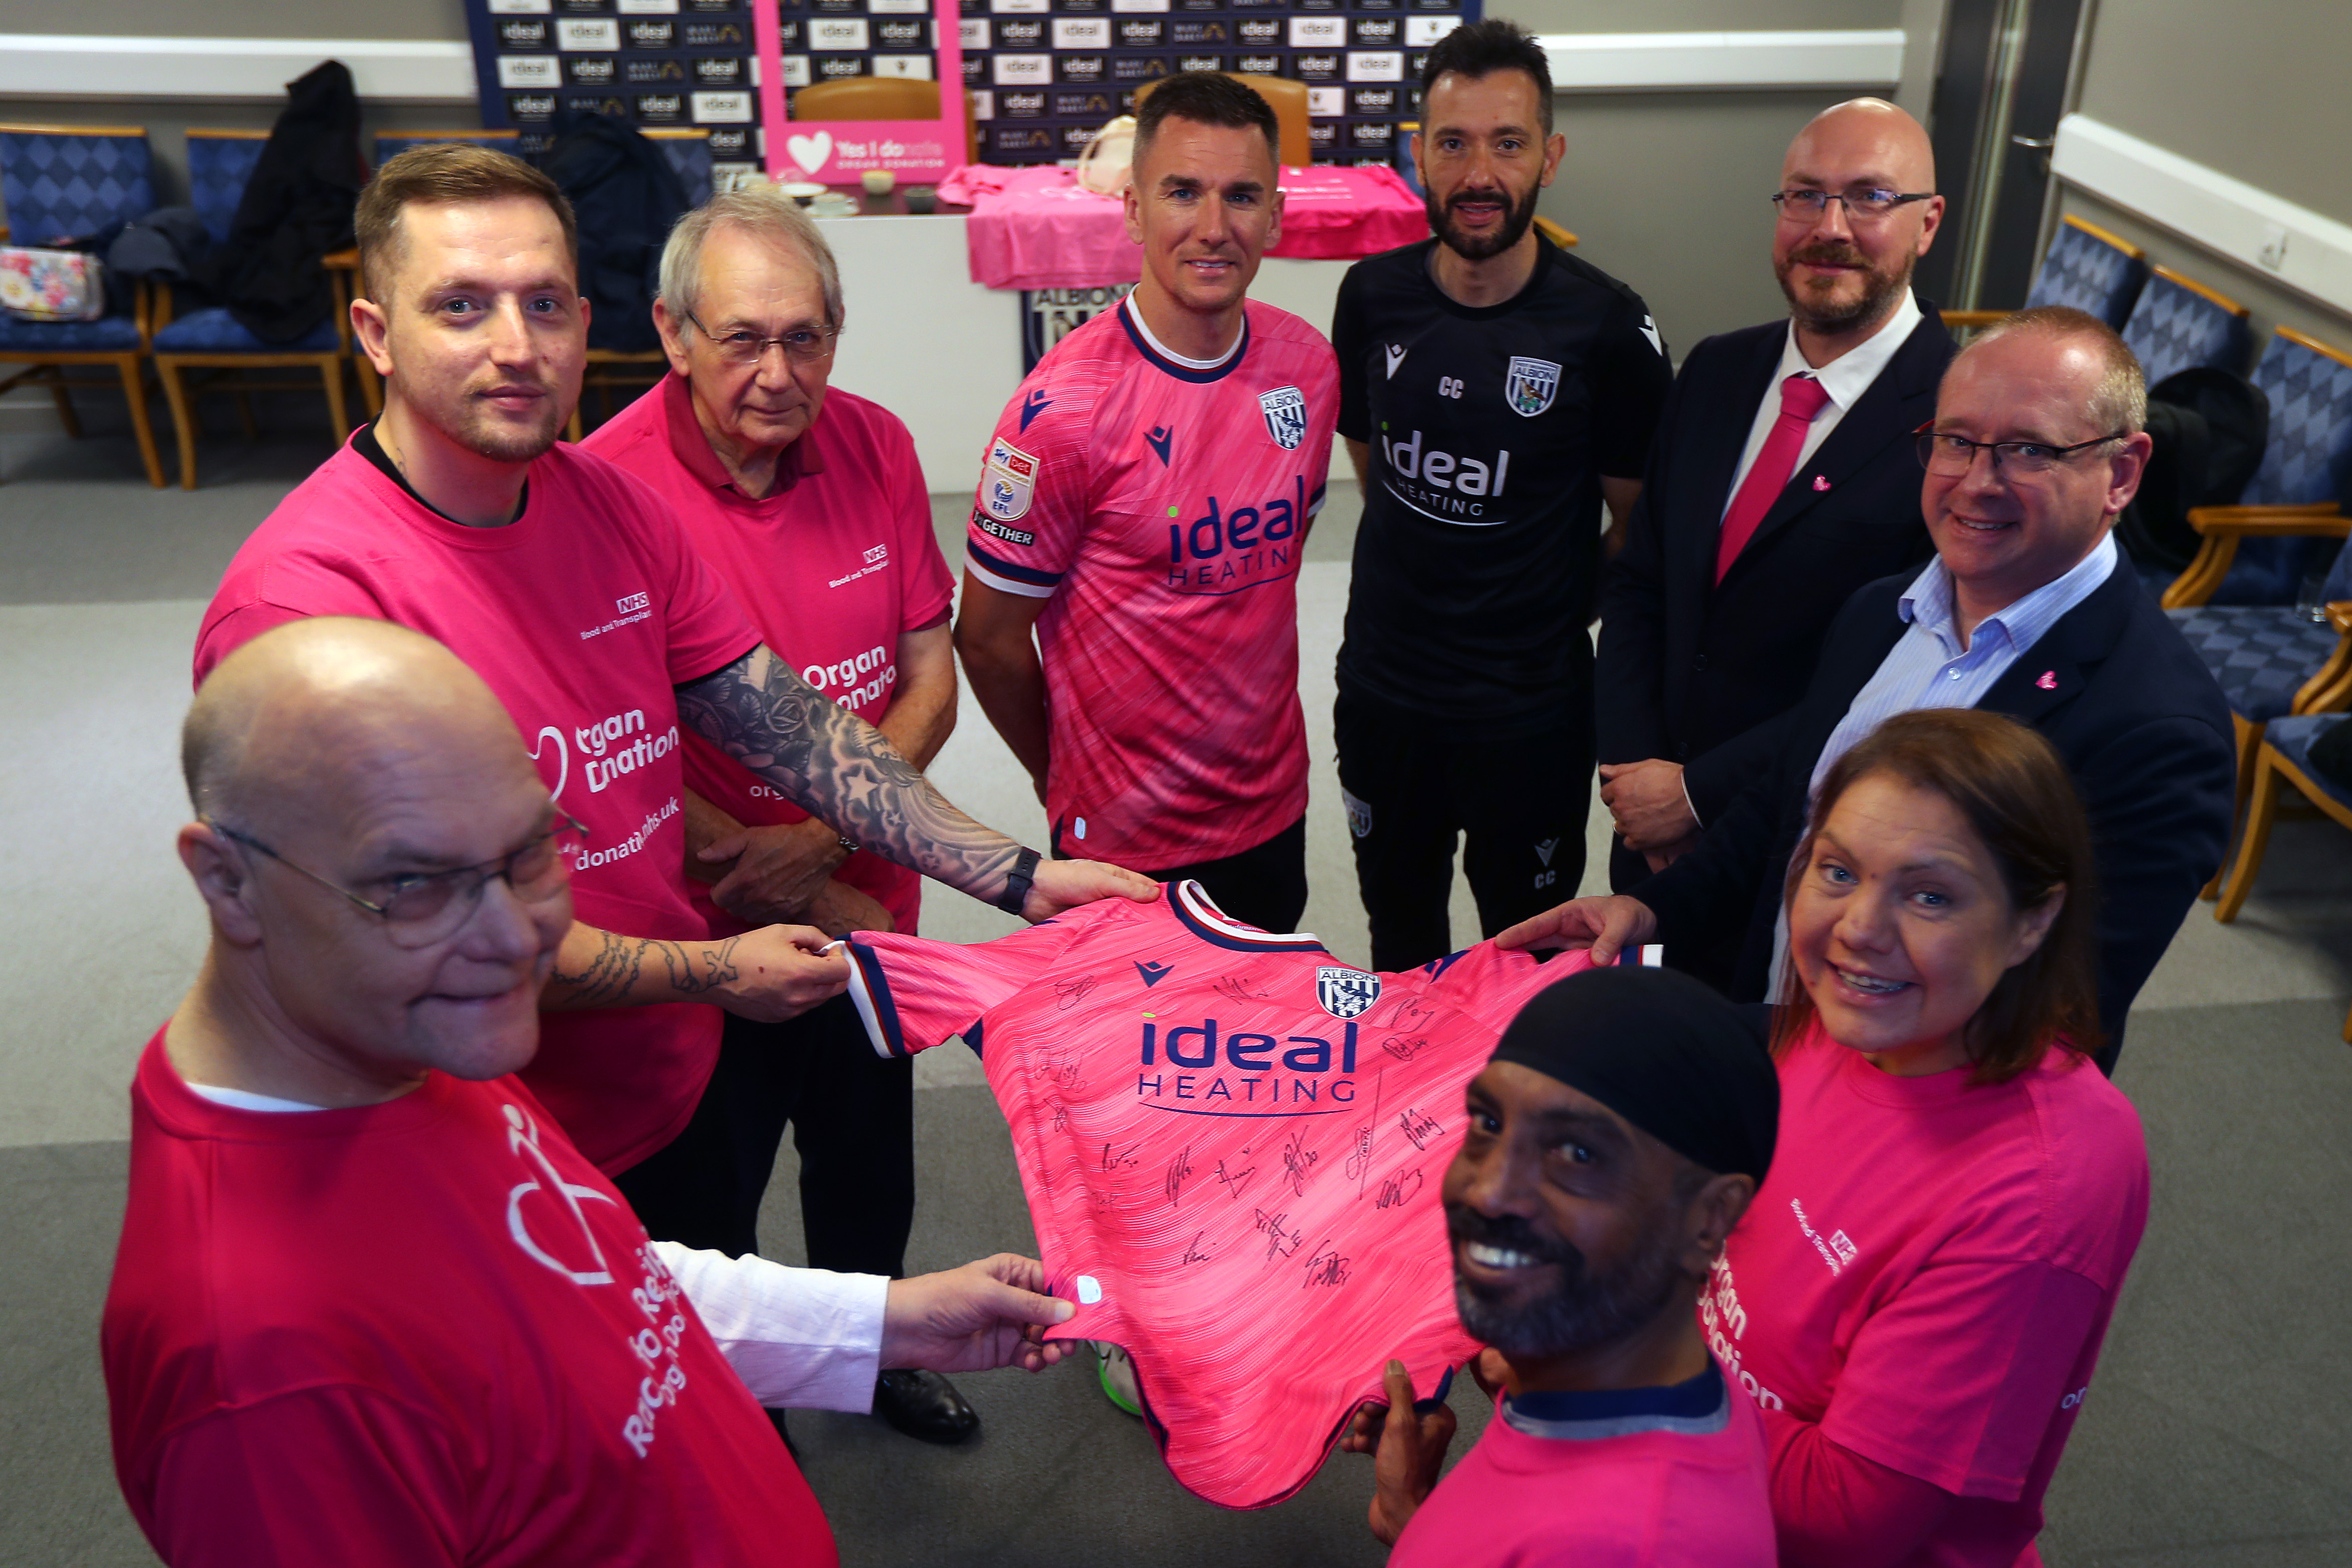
[874,1369,979,1444]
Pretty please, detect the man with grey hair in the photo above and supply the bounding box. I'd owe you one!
[580,184,978,1443]
[1506,307,2235,1071]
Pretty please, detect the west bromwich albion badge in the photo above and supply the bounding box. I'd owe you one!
[1316,965,1381,1019]
[1505,356,1561,418]
[1259,385,1308,451]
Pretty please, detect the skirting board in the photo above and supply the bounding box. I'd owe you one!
[0,36,476,102]
[2053,114,2352,319]
[1536,30,1905,92]
[0,29,1901,104]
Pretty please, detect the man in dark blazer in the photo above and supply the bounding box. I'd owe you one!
[1512,310,2235,1071]
[1595,98,1956,986]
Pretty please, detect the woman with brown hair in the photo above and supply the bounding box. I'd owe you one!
[1701,708,2149,1568]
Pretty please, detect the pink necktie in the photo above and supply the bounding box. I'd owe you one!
[1716,372,1834,582]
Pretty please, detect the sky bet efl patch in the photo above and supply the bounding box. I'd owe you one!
[983,437,1038,523]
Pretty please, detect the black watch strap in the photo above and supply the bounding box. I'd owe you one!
[995,846,1041,915]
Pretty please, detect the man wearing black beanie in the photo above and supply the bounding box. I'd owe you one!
[1345,966,1781,1566]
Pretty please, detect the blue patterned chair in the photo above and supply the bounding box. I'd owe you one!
[0,122,165,486]
[2212,703,2352,1044]
[1942,214,2149,337]
[149,128,351,488]
[2122,264,2252,387]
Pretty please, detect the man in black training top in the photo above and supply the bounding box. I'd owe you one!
[1330,19,1672,970]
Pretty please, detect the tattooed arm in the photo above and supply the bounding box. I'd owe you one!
[675,644,1157,920]
[542,920,848,1022]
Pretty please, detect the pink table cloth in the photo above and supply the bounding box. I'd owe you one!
[840,880,1608,1508]
[938,163,1429,291]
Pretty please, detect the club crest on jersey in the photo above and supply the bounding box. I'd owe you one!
[983,437,1037,522]
[1505,356,1561,417]
[1316,965,1381,1019]
[1259,385,1308,451]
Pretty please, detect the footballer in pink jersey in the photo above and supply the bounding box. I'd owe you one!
[834,879,1645,1509]
[957,74,1339,934]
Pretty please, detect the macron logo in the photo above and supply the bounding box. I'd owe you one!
[1135,960,1172,987]
[1146,425,1173,466]
[1383,344,1407,379]
[1021,390,1052,431]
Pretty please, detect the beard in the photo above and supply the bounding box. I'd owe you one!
[423,379,568,465]
[1426,178,1542,263]
[1447,1201,1690,1361]
[1776,237,1916,335]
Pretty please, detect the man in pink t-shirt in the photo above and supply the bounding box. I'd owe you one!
[582,187,976,1444]
[193,147,1151,1195]
[106,618,1077,1567]
[955,73,1338,933]
[1346,967,1781,1566]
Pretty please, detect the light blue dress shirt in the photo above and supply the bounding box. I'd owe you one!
[1763,531,2120,996]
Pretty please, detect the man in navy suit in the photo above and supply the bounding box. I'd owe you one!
[1595,98,1956,987]
[1513,309,2235,1072]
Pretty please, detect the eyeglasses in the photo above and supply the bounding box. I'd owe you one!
[1915,429,2128,477]
[683,308,838,367]
[210,814,587,949]
[1773,188,1936,221]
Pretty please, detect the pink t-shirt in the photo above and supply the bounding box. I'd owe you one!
[581,374,955,937]
[193,438,760,1174]
[839,880,1610,1508]
[1703,1022,2149,1567]
[1389,1367,1776,1568]
[103,1030,835,1568]
[966,297,1337,871]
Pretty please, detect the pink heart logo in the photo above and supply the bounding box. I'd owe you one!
[2036,670,2057,690]
[1812,475,1831,491]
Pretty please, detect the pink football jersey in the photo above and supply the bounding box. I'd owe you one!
[965,298,1339,871]
[840,881,1612,1508]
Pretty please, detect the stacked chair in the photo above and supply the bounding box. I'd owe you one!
[149,128,351,489]
[1943,213,2149,336]
[2122,264,2253,387]
[0,122,166,486]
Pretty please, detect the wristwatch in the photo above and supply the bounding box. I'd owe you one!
[995,846,1041,915]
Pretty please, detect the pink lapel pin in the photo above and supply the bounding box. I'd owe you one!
[1812,475,1831,491]
[2036,670,2058,690]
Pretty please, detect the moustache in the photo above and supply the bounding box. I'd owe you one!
[1790,243,1869,269]
[1445,1202,1577,1271]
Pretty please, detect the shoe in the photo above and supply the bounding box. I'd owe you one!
[874,1368,979,1444]
[1095,1343,1143,1418]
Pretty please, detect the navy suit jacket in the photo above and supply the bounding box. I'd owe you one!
[1631,555,2236,1065]
[1596,309,1955,825]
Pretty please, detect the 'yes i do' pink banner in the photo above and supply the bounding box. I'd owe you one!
[753,0,965,184]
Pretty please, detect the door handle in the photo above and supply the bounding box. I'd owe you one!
[2010,135,2055,151]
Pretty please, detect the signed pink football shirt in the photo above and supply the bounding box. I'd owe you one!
[840,881,1618,1508]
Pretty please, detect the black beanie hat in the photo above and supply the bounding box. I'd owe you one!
[1489,966,1780,1183]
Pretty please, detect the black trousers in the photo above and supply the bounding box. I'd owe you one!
[613,992,914,1275]
[1335,686,1593,974]
[1141,813,1308,934]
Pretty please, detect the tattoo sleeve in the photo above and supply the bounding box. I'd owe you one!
[676,646,1024,901]
[545,925,743,1011]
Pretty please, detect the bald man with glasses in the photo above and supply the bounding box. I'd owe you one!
[1514,308,2235,1072]
[1594,99,1958,989]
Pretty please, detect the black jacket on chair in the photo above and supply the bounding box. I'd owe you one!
[1596,309,1957,829]
[1630,558,2237,1069]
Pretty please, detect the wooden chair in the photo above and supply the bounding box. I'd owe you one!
[150,128,351,489]
[2209,694,2352,1045]
[1533,217,1578,249]
[2121,265,2252,386]
[1133,74,1310,169]
[790,78,981,166]
[1941,213,2148,336]
[0,122,166,486]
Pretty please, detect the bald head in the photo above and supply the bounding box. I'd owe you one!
[185,618,529,833]
[1785,97,1935,193]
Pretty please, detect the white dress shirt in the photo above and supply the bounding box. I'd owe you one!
[1761,531,2120,996]
[1720,290,1925,519]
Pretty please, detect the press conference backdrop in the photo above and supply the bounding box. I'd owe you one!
[463,0,1480,186]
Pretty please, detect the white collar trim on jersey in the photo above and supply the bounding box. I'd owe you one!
[186,1080,328,1113]
[1121,296,1244,371]
[1173,879,1320,946]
